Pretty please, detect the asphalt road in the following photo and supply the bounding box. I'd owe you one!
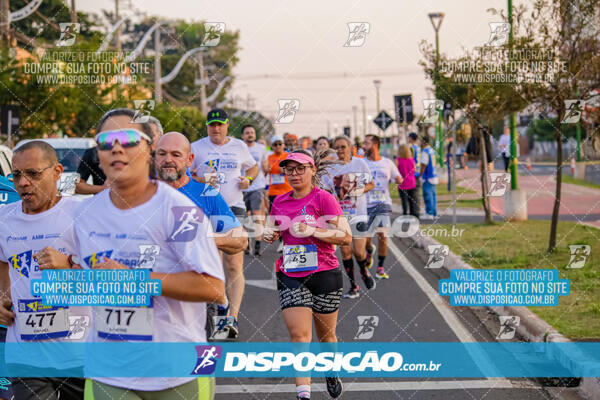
[212,225,574,400]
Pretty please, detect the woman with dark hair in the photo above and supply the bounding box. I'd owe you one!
[263,149,351,400]
[75,109,226,399]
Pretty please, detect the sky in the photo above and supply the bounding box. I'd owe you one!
[79,0,509,137]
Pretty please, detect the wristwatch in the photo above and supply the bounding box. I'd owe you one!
[67,254,80,268]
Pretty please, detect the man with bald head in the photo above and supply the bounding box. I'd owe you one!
[155,132,248,256]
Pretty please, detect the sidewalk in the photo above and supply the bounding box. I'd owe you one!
[453,168,600,228]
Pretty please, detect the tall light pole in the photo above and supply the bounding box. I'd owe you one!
[428,12,445,165]
[352,105,358,140]
[154,28,162,103]
[508,0,518,189]
[360,96,367,137]
[373,79,382,136]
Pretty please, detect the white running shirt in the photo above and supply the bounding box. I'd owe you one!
[190,137,257,208]
[74,181,225,391]
[365,157,401,207]
[0,196,90,368]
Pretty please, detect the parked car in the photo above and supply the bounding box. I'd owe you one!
[14,138,96,195]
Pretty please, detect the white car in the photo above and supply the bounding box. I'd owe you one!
[14,138,96,195]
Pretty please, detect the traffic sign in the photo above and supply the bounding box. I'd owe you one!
[373,111,394,131]
[394,94,413,123]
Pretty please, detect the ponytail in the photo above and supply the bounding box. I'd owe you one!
[290,149,341,187]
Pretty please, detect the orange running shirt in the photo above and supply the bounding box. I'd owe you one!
[267,152,292,196]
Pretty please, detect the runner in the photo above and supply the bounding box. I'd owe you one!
[190,108,258,339]
[263,149,351,400]
[78,109,225,399]
[315,137,330,153]
[419,135,439,218]
[266,135,292,209]
[155,131,248,340]
[241,124,268,256]
[362,135,403,279]
[321,136,375,299]
[0,140,89,400]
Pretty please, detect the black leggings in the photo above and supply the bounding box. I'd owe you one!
[398,187,420,218]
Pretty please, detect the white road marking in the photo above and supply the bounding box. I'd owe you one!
[215,379,535,393]
[387,240,508,383]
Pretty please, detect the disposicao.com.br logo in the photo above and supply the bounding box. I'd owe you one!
[222,351,441,374]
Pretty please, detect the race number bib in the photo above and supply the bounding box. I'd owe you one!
[96,301,154,341]
[369,190,386,203]
[283,244,318,272]
[271,174,285,185]
[17,299,70,340]
[340,199,356,216]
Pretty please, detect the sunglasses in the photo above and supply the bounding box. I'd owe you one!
[94,129,153,151]
[12,165,54,181]
[272,142,283,146]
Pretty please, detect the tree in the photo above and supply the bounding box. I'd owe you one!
[502,0,600,251]
[419,43,527,224]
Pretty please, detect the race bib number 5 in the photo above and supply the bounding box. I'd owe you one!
[96,302,153,341]
[283,244,318,272]
[17,299,70,340]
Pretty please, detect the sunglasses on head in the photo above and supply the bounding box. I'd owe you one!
[94,129,153,151]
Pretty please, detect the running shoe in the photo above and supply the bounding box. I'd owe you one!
[277,242,284,253]
[343,287,360,299]
[365,244,376,269]
[360,269,376,290]
[297,396,310,400]
[225,316,239,339]
[376,268,389,280]
[326,377,343,398]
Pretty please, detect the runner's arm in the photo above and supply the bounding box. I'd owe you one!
[245,164,259,181]
[299,215,351,245]
[213,226,248,255]
[0,261,15,326]
[150,271,226,303]
[75,181,107,195]
[362,180,375,193]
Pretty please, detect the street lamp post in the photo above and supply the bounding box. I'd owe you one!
[507,0,519,189]
[360,96,367,138]
[373,79,382,136]
[352,105,358,141]
[428,12,445,166]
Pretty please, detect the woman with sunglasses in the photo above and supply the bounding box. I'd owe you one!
[263,150,351,400]
[74,109,226,399]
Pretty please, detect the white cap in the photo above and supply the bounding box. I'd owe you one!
[270,135,284,144]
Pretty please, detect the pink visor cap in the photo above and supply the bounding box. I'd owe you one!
[279,152,315,167]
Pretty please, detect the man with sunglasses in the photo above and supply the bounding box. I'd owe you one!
[266,135,292,209]
[189,108,258,340]
[0,140,90,400]
[79,109,225,399]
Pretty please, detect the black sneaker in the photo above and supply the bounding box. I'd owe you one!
[343,287,360,299]
[326,377,343,398]
[360,269,376,290]
[297,396,310,400]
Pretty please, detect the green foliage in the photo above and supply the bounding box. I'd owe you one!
[525,117,587,141]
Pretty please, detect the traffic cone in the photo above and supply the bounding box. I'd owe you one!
[526,157,532,171]
[570,157,575,175]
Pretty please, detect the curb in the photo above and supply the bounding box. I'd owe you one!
[410,232,600,400]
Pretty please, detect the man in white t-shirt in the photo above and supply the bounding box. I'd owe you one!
[0,141,90,400]
[190,108,257,339]
[363,135,403,280]
[80,108,226,399]
[241,124,268,256]
[322,136,375,299]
